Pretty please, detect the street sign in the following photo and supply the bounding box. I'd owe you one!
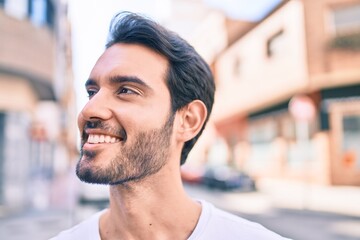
[289,95,316,122]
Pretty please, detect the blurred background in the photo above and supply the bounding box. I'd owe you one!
[0,0,360,239]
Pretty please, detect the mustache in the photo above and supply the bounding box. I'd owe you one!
[82,120,127,141]
[85,120,108,130]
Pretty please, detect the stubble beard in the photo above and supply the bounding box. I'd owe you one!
[76,114,174,185]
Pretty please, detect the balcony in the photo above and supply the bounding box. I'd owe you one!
[0,9,55,103]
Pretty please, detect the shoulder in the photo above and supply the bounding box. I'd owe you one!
[190,200,291,240]
[211,207,287,239]
[50,210,105,240]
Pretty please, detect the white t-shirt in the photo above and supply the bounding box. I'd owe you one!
[51,200,290,240]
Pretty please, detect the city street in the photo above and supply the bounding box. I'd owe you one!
[1,1,360,240]
[1,178,360,240]
[185,183,360,240]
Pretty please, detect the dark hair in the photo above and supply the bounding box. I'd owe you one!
[106,12,215,165]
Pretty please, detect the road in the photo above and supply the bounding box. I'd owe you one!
[1,182,359,240]
[237,208,360,240]
[184,183,360,240]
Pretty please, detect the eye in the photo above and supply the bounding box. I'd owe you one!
[86,88,98,98]
[118,87,138,95]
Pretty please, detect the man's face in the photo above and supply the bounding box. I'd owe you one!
[76,43,174,185]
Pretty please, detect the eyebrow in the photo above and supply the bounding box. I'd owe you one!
[85,75,154,92]
[85,79,98,87]
[109,75,152,90]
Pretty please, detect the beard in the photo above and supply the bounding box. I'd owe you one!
[76,114,174,185]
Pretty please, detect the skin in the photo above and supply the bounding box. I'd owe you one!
[77,43,208,240]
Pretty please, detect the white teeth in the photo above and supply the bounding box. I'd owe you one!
[87,134,120,144]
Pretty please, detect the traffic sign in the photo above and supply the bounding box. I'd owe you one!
[289,95,316,121]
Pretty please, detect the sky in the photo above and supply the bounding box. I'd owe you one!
[69,0,282,113]
[69,0,172,113]
[204,0,282,21]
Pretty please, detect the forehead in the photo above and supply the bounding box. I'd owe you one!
[90,43,169,86]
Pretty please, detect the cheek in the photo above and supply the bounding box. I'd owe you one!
[114,105,165,127]
[77,113,86,132]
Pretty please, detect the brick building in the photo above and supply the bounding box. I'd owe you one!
[211,0,360,185]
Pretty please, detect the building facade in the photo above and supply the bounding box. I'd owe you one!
[0,0,76,214]
[212,0,360,185]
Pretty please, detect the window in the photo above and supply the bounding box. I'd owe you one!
[332,4,360,35]
[29,0,55,28]
[279,114,296,140]
[4,0,28,19]
[30,0,47,26]
[342,115,360,169]
[248,117,278,143]
[2,0,54,29]
[266,30,284,57]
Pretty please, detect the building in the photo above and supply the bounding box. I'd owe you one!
[0,0,76,214]
[212,0,360,186]
[156,0,260,169]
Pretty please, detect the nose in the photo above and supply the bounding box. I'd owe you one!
[78,90,112,122]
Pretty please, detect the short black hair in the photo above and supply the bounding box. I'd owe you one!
[106,12,215,165]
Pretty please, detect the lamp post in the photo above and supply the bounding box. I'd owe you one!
[289,94,316,209]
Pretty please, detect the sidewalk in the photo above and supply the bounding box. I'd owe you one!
[258,178,360,217]
[185,178,360,217]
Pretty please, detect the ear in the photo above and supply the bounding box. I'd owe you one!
[175,100,207,143]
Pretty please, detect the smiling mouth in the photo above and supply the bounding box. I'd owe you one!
[87,134,122,144]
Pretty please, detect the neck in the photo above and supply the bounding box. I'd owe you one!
[99,164,201,240]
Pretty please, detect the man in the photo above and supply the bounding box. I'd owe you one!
[52,12,290,240]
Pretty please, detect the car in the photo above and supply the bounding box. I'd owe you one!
[201,165,256,191]
[181,166,205,184]
[78,181,109,208]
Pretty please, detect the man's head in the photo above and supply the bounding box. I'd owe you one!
[76,12,215,185]
[106,12,215,165]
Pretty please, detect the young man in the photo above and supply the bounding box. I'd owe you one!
[52,12,290,240]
